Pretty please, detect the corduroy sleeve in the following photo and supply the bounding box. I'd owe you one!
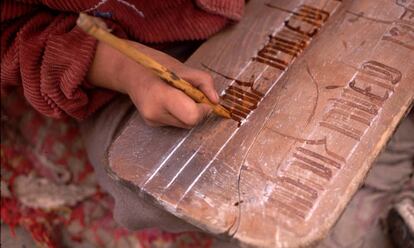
[1,1,116,120]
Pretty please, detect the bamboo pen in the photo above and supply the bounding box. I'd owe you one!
[76,13,231,119]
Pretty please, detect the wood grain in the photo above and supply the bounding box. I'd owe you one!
[108,0,414,247]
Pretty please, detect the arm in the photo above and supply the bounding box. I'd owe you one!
[1,0,118,119]
[1,0,219,127]
[87,40,219,128]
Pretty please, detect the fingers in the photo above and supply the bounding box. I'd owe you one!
[164,87,212,127]
[180,69,220,104]
[125,40,220,104]
[136,80,212,129]
[123,48,218,129]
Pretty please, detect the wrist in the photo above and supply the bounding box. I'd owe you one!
[87,41,130,94]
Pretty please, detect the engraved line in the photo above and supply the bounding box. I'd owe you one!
[174,60,256,203]
[293,153,336,177]
[283,169,324,191]
[231,115,242,122]
[329,108,372,126]
[356,73,395,91]
[231,120,266,237]
[335,104,373,120]
[383,36,414,50]
[320,122,361,140]
[228,86,262,101]
[177,127,240,206]
[164,148,199,189]
[340,61,399,85]
[265,128,346,162]
[270,35,307,48]
[395,0,414,11]
[296,147,341,169]
[346,11,394,24]
[221,105,249,118]
[278,176,318,200]
[269,198,305,220]
[146,59,258,188]
[325,85,343,89]
[264,3,298,14]
[222,105,249,118]
[275,184,314,209]
[231,65,269,124]
[362,61,402,84]
[342,88,382,108]
[201,63,254,87]
[253,57,287,71]
[329,97,378,114]
[142,129,195,187]
[306,63,320,125]
[265,127,325,144]
[225,88,259,104]
[222,95,257,110]
[266,3,329,23]
[291,160,332,180]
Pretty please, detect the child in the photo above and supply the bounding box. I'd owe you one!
[4,1,412,247]
[1,0,244,127]
[1,0,244,245]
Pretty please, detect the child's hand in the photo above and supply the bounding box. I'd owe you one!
[87,40,219,129]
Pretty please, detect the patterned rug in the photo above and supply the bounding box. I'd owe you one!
[1,91,212,248]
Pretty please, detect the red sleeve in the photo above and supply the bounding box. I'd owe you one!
[1,0,117,120]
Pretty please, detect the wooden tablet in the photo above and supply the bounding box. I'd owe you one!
[108,0,414,246]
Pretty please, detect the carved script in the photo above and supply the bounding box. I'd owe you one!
[207,3,339,124]
[271,60,402,220]
[383,2,414,50]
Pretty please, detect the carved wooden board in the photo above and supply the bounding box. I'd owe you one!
[108,0,414,247]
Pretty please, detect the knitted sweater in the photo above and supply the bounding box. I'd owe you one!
[1,0,244,119]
